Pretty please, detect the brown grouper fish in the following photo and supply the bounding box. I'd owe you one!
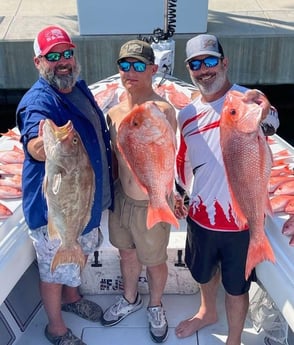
[117,101,179,230]
[42,119,95,272]
[220,90,275,280]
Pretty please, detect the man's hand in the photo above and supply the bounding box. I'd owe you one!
[243,89,271,121]
[27,120,46,161]
[174,194,188,219]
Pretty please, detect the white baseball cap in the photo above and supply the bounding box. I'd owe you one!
[185,34,224,62]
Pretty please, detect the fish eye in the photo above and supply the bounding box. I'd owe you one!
[230,109,237,115]
[72,137,78,144]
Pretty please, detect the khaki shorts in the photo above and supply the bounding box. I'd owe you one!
[108,180,171,266]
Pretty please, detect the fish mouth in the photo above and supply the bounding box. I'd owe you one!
[46,120,73,141]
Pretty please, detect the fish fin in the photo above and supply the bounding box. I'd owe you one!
[245,235,275,280]
[47,217,61,241]
[50,243,86,272]
[229,189,248,228]
[52,173,62,194]
[146,204,179,230]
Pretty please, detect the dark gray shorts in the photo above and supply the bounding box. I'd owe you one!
[185,216,255,295]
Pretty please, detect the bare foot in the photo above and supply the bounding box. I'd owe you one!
[175,311,218,338]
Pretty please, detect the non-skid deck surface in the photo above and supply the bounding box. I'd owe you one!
[15,290,267,345]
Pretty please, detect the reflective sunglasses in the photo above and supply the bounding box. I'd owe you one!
[188,56,220,71]
[43,49,74,62]
[118,60,148,72]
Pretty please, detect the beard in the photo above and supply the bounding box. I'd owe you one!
[39,60,81,91]
[191,67,227,97]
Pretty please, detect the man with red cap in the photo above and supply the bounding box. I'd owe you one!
[17,25,114,345]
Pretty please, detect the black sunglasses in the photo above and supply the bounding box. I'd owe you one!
[118,60,149,72]
[41,49,74,62]
[188,56,220,71]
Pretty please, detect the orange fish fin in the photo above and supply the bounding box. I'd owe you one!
[228,186,248,228]
[147,204,179,230]
[47,217,61,241]
[245,236,275,280]
[50,243,86,272]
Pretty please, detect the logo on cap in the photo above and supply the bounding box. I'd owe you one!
[125,42,144,55]
[203,39,218,50]
[118,40,155,65]
[44,28,68,43]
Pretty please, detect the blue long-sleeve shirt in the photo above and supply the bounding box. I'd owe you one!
[17,77,113,234]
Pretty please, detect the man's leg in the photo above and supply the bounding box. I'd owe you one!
[146,262,168,306]
[175,269,220,338]
[225,292,249,345]
[120,248,142,302]
[40,281,67,336]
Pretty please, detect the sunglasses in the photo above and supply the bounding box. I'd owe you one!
[118,60,148,72]
[188,56,220,71]
[42,49,74,62]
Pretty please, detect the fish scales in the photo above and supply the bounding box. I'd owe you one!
[117,101,179,229]
[220,90,275,280]
[42,119,95,272]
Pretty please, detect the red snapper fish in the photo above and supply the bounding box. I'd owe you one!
[0,185,22,199]
[282,215,294,246]
[0,163,23,176]
[220,90,275,280]
[0,128,20,141]
[42,119,95,272]
[0,174,22,189]
[0,145,24,164]
[0,202,13,220]
[117,101,179,230]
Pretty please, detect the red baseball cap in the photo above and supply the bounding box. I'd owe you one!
[33,25,76,56]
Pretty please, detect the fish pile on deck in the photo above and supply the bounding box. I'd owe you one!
[0,129,23,220]
[92,75,198,114]
[268,139,294,246]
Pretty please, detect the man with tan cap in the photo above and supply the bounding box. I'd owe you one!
[101,39,177,343]
[174,34,279,345]
[17,25,113,345]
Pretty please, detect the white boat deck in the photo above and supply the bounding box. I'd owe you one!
[0,210,278,345]
[12,288,267,345]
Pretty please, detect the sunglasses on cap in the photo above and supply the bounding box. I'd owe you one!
[118,60,149,72]
[188,56,220,71]
[41,49,74,62]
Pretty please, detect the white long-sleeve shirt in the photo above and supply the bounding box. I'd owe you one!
[176,84,279,231]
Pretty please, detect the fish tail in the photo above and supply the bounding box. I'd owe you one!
[147,205,179,230]
[245,236,275,280]
[50,244,86,273]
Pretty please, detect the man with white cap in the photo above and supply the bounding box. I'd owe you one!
[174,34,279,345]
[17,25,113,345]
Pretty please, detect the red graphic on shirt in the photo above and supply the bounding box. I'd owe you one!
[189,196,247,231]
